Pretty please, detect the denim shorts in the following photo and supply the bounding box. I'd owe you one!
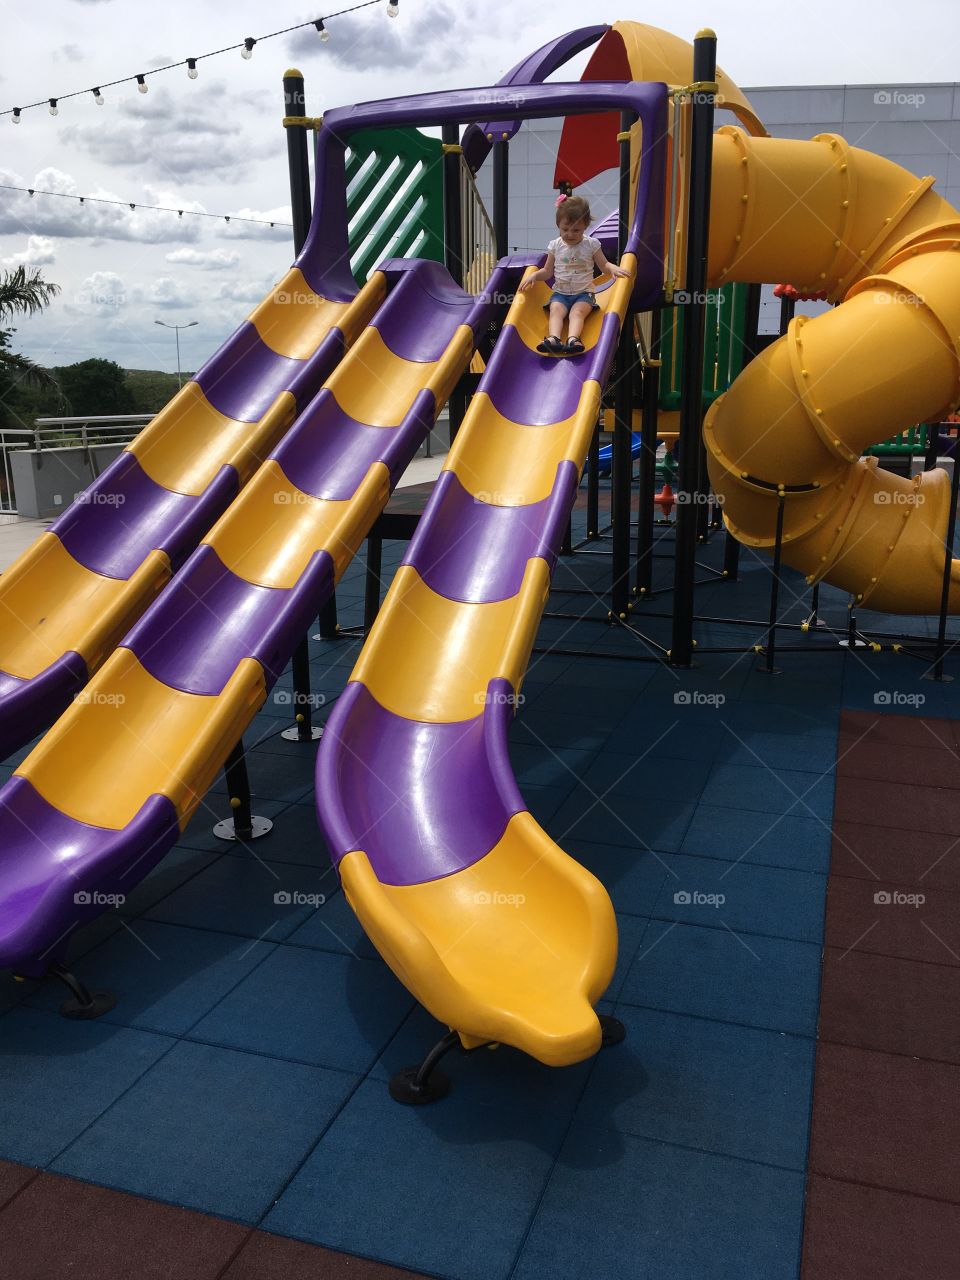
[547,290,599,311]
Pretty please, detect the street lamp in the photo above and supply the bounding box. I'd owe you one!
[154,319,198,388]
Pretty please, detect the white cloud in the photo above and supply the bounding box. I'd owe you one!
[147,277,198,309]
[215,279,273,304]
[2,235,57,267]
[165,247,240,270]
[65,270,127,313]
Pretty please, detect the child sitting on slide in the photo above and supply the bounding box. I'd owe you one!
[518,193,630,355]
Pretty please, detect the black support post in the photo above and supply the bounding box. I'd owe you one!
[443,123,467,444]
[213,740,273,841]
[610,109,638,620]
[670,31,717,666]
[493,139,509,260]
[635,308,662,597]
[284,70,338,640]
[587,423,600,540]
[722,282,761,582]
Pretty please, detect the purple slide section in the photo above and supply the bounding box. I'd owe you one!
[317,679,525,886]
[484,316,621,425]
[0,777,178,975]
[0,653,88,763]
[125,547,335,697]
[194,323,303,423]
[51,453,238,580]
[461,26,609,171]
[403,465,578,604]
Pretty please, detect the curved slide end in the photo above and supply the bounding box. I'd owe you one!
[319,680,617,1067]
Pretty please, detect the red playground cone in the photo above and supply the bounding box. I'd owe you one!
[655,481,675,518]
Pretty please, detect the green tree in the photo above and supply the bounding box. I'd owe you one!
[0,266,61,427]
[55,358,135,417]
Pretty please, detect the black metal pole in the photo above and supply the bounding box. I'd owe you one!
[929,441,960,681]
[722,282,762,581]
[443,123,466,444]
[493,140,509,260]
[364,526,383,632]
[610,109,637,620]
[284,70,338,640]
[587,422,600,539]
[223,740,253,839]
[635,309,662,597]
[760,494,785,675]
[670,31,717,666]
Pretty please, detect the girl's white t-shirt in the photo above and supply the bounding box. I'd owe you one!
[548,234,601,294]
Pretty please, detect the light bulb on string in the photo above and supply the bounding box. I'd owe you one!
[93,88,104,105]
[387,0,399,17]
[136,75,148,94]
[187,58,198,79]
[48,98,58,116]
[12,108,21,124]
[242,38,255,60]
[315,20,330,42]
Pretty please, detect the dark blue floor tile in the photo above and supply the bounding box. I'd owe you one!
[548,789,695,852]
[700,762,835,821]
[207,749,317,804]
[52,1039,355,1222]
[286,889,380,960]
[190,946,413,1074]
[620,920,821,1036]
[145,855,336,941]
[652,853,827,944]
[264,1078,559,1280]
[228,801,330,868]
[580,752,711,803]
[724,700,838,735]
[568,841,669,917]
[512,1124,805,1280]
[0,1009,170,1165]
[508,742,598,789]
[117,846,221,916]
[680,803,831,872]
[604,718,729,762]
[608,913,649,1000]
[575,1006,814,1168]
[23,922,275,1036]
[523,784,574,827]
[720,728,838,773]
[509,710,610,752]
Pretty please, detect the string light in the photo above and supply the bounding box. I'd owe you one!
[93,87,104,105]
[0,183,291,230]
[2,1,394,122]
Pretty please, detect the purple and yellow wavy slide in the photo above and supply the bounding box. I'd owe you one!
[316,267,636,1068]
[0,256,524,978]
[0,265,381,760]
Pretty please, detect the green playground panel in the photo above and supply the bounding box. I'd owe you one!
[659,283,749,412]
[343,127,444,285]
[866,425,929,456]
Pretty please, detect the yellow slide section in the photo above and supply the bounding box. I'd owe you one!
[704,127,960,611]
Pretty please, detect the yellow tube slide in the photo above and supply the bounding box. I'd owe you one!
[704,127,960,611]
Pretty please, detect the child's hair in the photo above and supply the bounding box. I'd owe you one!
[555,194,591,227]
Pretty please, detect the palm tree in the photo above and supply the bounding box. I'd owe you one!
[0,265,61,390]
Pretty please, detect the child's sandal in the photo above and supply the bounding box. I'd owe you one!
[564,336,585,354]
[537,336,565,354]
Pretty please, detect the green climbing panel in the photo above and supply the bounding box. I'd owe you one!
[344,127,444,285]
[866,425,929,457]
[658,283,750,411]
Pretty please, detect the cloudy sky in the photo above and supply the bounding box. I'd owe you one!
[1,0,957,372]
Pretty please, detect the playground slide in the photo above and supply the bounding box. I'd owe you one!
[307,77,666,1070]
[0,267,385,759]
[702,127,960,612]
[0,256,524,979]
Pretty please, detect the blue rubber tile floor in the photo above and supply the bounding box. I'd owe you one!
[511,1124,805,1280]
[264,1077,562,1280]
[51,1040,357,1223]
[621,919,823,1036]
[680,803,832,873]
